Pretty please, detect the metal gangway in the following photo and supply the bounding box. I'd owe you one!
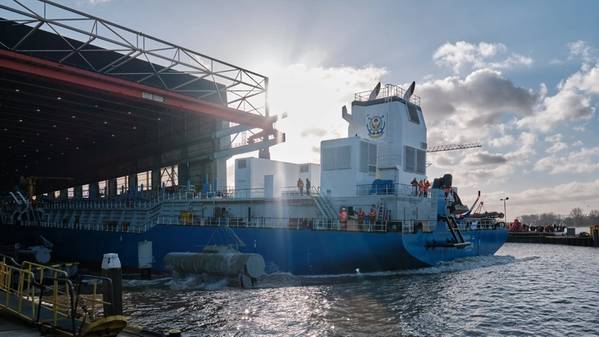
[0,255,127,337]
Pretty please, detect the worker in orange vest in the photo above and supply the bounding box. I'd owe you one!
[368,207,377,225]
[357,208,365,225]
[424,179,431,197]
[297,178,304,196]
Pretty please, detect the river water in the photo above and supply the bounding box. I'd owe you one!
[123,243,599,336]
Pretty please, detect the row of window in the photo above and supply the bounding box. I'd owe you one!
[45,166,178,199]
[322,142,425,175]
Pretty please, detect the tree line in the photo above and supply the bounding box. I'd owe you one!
[520,208,599,227]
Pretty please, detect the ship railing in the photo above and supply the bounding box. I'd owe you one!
[356,183,431,199]
[354,83,421,106]
[33,220,148,234]
[153,215,391,232]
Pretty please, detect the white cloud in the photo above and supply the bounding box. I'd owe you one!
[433,41,532,74]
[489,134,514,148]
[534,146,599,174]
[567,40,597,63]
[517,63,599,132]
[544,133,567,153]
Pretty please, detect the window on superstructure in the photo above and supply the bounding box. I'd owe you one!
[359,142,377,174]
[407,103,420,124]
[67,187,74,198]
[300,164,309,173]
[116,176,129,195]
[137,170,152,191]
[82,184,89,198]
[161,165,178,187]
[237,159,247,169]
[405,146,416,172]
[416,149,426,174]
[323,146,351,171]
[53,190,60,199]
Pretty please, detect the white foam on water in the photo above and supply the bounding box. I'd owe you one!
[256,255,527,288]
[123,277,172,288]
[124,255,534,290]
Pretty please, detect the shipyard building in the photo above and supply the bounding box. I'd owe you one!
[0,0,282,199]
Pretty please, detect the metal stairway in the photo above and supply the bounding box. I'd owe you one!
[312,192,337,219]
[444,216,470,248]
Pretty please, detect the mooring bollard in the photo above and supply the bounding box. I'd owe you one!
[102,253,123,316]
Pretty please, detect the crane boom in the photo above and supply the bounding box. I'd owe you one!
[427,143,481,153]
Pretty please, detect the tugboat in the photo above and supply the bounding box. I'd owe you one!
[1,82,508,275]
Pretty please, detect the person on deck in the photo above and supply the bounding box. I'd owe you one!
[411,178,418,196]
[357,208,365,225]
[339,208,348,229]
[305,178,311,196]
[368,207,377,225]
[424,179,431,197]
[297,178,304,196]
[418,180,425,197]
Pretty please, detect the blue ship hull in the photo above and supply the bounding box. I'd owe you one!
[14,224,508,275]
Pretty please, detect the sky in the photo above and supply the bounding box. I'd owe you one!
[62,0,599,218]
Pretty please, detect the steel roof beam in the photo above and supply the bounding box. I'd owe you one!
[0,50,275,130]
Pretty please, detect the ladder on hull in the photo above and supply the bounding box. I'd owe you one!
[442,216,470,248]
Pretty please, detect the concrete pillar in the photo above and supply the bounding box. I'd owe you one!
[178,162,190,188]
[89,182,99,199]
[128,174,137,194]
[108,178,117,197]
[151,168,161,191]
[74,186,83,199]
[188,160,206,191]
[216,158,227,190]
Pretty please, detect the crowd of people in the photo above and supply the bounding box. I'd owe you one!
[410,178,431,197]
[508,218,566,233]
[338,206,380,229]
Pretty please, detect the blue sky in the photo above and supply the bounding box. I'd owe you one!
[66,0,599,218]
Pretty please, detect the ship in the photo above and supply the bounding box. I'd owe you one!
[1,81,508,276]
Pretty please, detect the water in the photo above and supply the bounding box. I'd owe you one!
[123,243,599,336]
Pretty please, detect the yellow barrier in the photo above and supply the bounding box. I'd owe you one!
[0,256,126,337]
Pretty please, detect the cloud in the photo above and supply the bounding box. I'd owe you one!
[567,40,597,63]
[433,41,532,74]
[544,134,567,153]
[418,68,537,143]
[462,152,508,166]
[517,63,599,132]
[508,179,599,206]
[489,135,514,147]
[534,146,599,174]
[301,128,327,138]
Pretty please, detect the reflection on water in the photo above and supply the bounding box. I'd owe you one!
[123,243,599,336]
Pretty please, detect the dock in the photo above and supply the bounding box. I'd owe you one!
[507,232,595,246]
[0,311,168,337]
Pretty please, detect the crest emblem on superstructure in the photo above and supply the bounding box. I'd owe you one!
[366,114,385,138]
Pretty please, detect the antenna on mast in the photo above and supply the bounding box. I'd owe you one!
[368,82,381,101]
[403,81,416,101]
